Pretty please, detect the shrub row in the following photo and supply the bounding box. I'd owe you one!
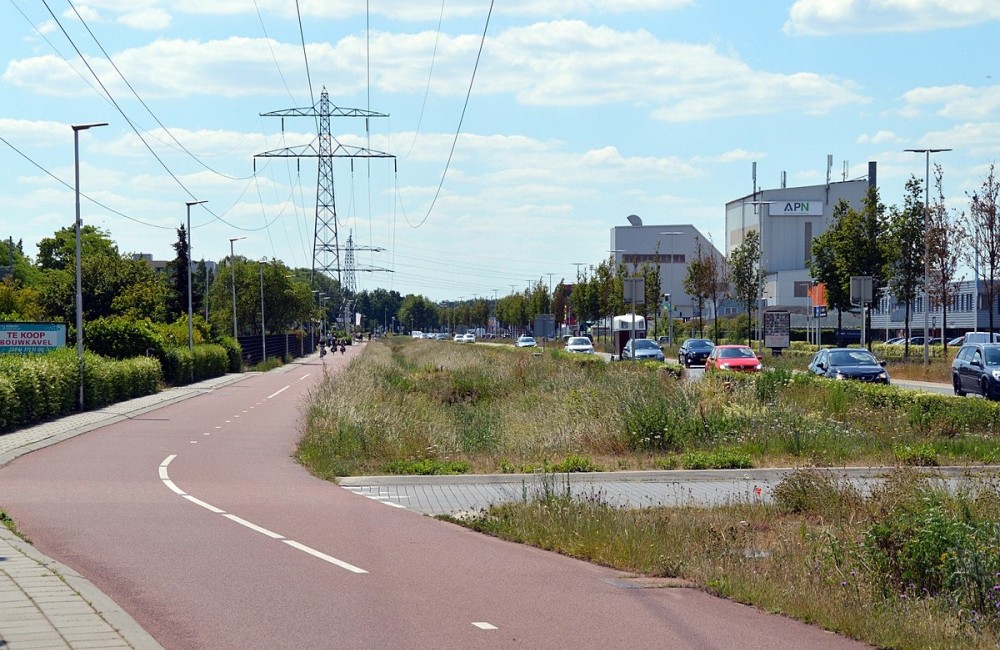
[0,348,161,433]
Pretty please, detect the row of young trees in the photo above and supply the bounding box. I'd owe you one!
[812,164,1000,354]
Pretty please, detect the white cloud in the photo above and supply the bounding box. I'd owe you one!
[857,130,902,144]
[4,21,867,122]
[117,9,172,31]
[902,84,1000,120]
[785,0,1000,35]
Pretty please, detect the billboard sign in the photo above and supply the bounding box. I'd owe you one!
[0,322,67,354]
[763,311,790,349]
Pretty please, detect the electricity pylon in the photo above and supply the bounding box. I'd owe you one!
[254,86,394,288]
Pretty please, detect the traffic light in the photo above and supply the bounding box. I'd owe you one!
[662,293,671,310]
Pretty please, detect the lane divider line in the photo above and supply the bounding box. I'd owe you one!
[159,455,367,573]
[267,386,290,399]
[282,540,367,574]
[472,622,498,630]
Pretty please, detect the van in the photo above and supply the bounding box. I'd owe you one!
[961,332,1000,345]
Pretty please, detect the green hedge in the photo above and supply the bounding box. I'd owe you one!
[159,344,229,385]
[0,348,161,433]
[217,336,243,372]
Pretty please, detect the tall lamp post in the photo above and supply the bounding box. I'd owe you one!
[185,200,208,359]
[905,148,952,365]
[258,258,268,363]
[73,121,108,411]
[229,236,246,339]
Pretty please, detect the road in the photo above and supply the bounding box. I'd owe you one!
[0,350,868,649]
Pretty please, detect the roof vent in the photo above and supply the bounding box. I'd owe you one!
[626,214,642,226]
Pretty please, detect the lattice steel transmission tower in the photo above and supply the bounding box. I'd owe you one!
[254,87,393,288]
[343,231,357,295]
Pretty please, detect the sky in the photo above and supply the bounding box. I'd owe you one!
[1,0,998,302]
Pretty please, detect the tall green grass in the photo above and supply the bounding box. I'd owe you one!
[298,339,1000,477]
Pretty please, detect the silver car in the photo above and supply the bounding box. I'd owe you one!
[622,338,665,361]
[564,336,594,354]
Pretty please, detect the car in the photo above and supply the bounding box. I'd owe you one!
[436,333,449,340]
[947,336,965,347]
[951,342,1000,399]
[515,335,537,348]
[453,334,465,342]
[621,338,665,361]
[656,336,671,347]
[564,336,595,354]
[807,348,890,384]
[885,337,906,345]
[463,333,477,343]
[705,345,762,372]
[677,338,714,367]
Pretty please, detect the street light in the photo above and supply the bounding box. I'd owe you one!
[229,236,246,339]
[185,200,208,359]
[259,258,269,363]
[73,121,107,411]
[905,148,952,365]
[659,231,682,346]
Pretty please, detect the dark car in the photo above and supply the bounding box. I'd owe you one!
[807,348,890,384]
[677,338,714,367]
[952,343,1000,399]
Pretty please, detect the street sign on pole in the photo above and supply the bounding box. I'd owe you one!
[623,277,645,305]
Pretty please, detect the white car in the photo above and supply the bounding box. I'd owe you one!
[463,333,477,343]
[453,334,465,343]
[516,336,537,348]
[564,336,594,354]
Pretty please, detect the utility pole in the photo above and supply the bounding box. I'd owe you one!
[255,87,394,291]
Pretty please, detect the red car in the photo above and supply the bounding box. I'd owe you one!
[705,344,762,372]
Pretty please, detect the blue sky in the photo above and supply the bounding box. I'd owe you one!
[1,1,998,301]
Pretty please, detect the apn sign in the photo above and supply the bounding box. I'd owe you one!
[776,200,823,216]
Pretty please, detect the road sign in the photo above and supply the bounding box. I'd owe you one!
[623,277,645,305]
[814,306,827,318]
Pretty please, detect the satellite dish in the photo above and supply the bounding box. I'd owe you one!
[626,214,642,226]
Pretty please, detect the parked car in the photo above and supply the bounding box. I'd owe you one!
[677,338,714,367]
[885,337,906,345]
[952,342,1000,399]
[947,336,965,347]
[463,332,477,343]
[807,348,890,384]
[621,338,665,361]
[453,334,465,342]
[515,335,537,348]
[564,336,595,354]
[656,336,671,347]
[705,345,762,372]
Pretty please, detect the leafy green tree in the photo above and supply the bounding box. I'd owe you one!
[810,199,856,347]
[552,280,567,331]
[398,294,438,332]
[728,229,762,347]
[838,186,891,349]
[36,224,118,271]
[885,177,925,357]
[0,277,44,321]
[684,237,712,338]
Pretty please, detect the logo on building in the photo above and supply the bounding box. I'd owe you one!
[776,201,824,216]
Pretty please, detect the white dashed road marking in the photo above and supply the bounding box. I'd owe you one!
[472,622,498,630]
[267,386,289,399]
[159,455,367,573]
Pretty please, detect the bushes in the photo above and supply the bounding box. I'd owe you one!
[217,336,243,372]
[0,348,161,432]
[86,316,166,360]
[159,344,230,385]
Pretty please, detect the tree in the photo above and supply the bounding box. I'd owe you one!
[729,229,762,347]
[36,224,117,271]
[926,164,962,353]
[884,177,925,358]
[838,186,890,350]
[810,200,858,347]
[552,281,567,331]
[683,238,712,338]
[958,163,1000,335]
[166,226,190,321]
